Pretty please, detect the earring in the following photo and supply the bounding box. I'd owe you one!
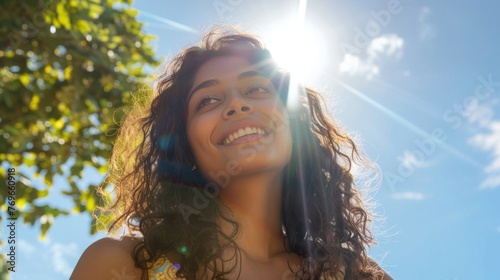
[192,165,197,171]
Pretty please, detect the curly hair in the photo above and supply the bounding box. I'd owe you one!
[103,27,381,279]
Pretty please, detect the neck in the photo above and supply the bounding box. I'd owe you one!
[218,171,285,260]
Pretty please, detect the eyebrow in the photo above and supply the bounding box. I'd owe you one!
[237,70,265,80]
[188,79,218,100]
[188,70,267,100]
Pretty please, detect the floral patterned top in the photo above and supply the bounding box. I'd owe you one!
[148,258,182,280]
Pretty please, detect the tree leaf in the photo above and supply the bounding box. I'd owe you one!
[0,0,157,243]
[19,73,31,86]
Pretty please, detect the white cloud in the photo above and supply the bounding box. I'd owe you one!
[397,150,430,170]
[418,6,437,40]
[463,99,496,128]
[339,34,404,79]
[470,121,500,172]
[367,34,404,59]
[339,53,379,79]
[51,242,79,277]
[469,120,500,189]
[480,176,500,190]
[391,192,424,200]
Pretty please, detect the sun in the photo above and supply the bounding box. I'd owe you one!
[261,22,328,85]
[260,20,328,111]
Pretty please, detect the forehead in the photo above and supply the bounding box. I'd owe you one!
[191,55,257,86]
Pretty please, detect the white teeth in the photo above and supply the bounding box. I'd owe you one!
[232,132,238,139]
[223,127,266,145]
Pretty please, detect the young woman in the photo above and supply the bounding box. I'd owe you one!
[71,27,393,280]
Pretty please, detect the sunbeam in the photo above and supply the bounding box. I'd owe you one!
[370,76,443,120]
[281,0,314,259]
[137,9,197,33]
[335,79,483,169]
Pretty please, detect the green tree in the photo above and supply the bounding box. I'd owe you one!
[0,0,157,276]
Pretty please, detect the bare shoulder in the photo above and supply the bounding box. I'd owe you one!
[70,236,144,280]
[368,258,394,280]
[377,269,394,280]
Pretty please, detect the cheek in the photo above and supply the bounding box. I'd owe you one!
[266,101,293,158]
[277,105,293,149]
[267,100,290,134]
[186,119,206,156]
[187,116,218,164]
[279,117,293,159]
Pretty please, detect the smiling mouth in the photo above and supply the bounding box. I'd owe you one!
[221,127,268,145]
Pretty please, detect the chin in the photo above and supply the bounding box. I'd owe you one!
[234,140,291,172]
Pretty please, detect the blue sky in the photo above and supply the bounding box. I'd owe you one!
[7,0,500,279]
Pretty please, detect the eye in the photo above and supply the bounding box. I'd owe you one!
[246,86,270,95]
[197,96,220,110]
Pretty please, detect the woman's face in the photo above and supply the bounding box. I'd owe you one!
[186,55,292,184]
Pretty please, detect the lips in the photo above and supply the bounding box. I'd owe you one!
[218,122,272,145]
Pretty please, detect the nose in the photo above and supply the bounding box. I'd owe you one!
[223,96,254,118]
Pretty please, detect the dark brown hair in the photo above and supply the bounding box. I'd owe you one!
[103,27,381,279]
